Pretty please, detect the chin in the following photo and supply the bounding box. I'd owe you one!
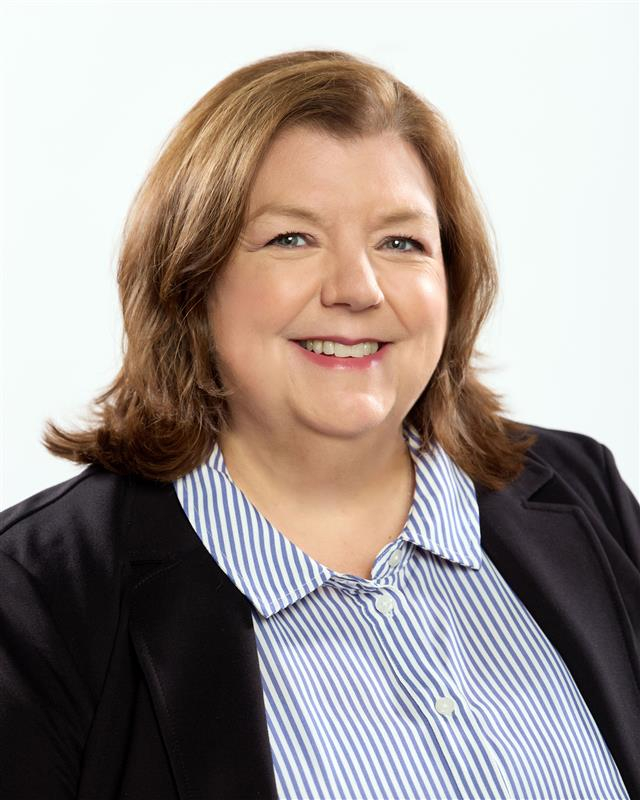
[295,404,397,439]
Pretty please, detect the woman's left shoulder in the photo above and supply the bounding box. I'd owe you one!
[521,420,634,498]
[523,422,613,478]
[520,420,639,560]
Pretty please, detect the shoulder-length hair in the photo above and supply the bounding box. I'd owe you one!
[43,49,537,491]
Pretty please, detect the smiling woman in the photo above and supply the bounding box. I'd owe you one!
[38,53,530,489]
[1,49,638,800]
[204,125,450,575]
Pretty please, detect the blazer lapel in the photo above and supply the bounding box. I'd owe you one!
[123,450,640,800]
[126,475,279,800]
[475,451,640,798]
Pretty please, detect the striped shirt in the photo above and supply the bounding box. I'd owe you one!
[173,423,629,800]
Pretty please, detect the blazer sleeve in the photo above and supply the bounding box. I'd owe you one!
[0,550,95,799]
[600,441,640,570]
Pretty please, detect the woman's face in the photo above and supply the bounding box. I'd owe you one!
[207,125,448,442]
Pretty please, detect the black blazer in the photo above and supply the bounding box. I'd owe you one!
[1,424,639,800]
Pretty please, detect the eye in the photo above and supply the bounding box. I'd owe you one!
[266,231,309,248]
[381,235,425,253]
[265,231,426,252]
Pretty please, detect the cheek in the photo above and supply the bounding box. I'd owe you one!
[426,283,448,332]
[209,274,265,342]
[213,262,311,339]
[208,267,304,369]
[401,271,448,336]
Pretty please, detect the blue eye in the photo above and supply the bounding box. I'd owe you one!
[382,235,424,252]
[267,231,308,248]
[266,231,425,252]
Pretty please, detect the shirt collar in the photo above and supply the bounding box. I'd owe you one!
[174,422,482,618]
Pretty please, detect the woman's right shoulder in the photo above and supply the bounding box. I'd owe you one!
[0,464,136,703]
[1,464,129,555]
[2,463,119,526]
[0,463,133,629]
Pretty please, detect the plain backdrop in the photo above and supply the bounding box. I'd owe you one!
[1,0,638,508]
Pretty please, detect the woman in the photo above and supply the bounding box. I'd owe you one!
[1,50,638,800]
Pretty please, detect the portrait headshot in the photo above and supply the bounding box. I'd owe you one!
[1,3,638,799]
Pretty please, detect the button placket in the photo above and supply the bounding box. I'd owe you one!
[484,738,515,800]
[389,549,401,567]
[375,592,395,619]
[363,595,480,799]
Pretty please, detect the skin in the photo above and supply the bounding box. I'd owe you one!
[207,125,448,577]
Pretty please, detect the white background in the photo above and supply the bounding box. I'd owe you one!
[1,0,638,507]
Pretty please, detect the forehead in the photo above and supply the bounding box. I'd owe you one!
[245,126,439,224]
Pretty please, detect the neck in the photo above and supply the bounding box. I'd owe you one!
[216,417,414,514]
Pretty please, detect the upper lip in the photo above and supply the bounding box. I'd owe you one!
[292,336,388,345]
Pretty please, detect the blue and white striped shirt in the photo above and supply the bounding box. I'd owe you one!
[173,423,629,800]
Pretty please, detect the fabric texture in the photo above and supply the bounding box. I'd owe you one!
[0,422,638,800]
[173,422,629,799]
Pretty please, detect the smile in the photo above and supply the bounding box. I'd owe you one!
[298,339,381,358]
[290,340,389,370]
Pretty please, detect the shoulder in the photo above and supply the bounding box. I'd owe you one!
[0,464,134,696]
[521,421,636,503]
[520,421,620,507]
[519,421,639,561]
[1,463,130,565]
[524,422,608,479]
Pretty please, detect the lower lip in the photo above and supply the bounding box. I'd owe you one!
[290,341,389,369]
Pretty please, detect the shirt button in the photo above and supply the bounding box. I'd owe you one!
[375,593,395,617]
[389,550,401,567]
[435,696,456,717]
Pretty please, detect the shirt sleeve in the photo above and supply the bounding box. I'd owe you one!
[0,550,95,799]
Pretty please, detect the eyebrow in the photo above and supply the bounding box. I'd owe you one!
[245,203,439,230]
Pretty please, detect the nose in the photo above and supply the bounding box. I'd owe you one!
[319,248,384,310]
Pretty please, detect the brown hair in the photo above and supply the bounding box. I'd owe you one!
[43,49,537,491]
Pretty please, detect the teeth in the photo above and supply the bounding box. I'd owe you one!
[303,340,380,358]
